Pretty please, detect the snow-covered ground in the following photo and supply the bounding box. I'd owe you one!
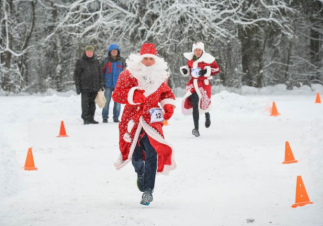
[1,90,323,226]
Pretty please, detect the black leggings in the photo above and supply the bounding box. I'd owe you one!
[190,92,210,130]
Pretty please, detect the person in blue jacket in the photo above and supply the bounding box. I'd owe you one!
[101,44,126,123]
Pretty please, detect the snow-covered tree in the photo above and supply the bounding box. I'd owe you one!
[0,0,322,93]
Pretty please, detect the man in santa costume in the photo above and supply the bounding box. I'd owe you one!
[180,42,220,137]
[112,43,176,205]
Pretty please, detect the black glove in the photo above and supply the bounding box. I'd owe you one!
[199,69,207,76]
[76,87,81,95]
[182,68,188,74]
[100,87,105,92]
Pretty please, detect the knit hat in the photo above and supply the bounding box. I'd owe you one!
[192,42,205,52]
[85,45,94,52]
[140,43,157,58]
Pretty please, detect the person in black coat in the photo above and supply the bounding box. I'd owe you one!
[74,45,105,125]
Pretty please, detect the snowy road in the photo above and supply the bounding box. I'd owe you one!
[1,92,323,226]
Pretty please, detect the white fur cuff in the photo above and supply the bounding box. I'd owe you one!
[140,54,157,59]
[127,87,143,105]
[180,66,190,76]
[123,133,132,143]
[204,66,211,77]
[127,120,135,133]
[114,154,131,170]
[160,98,176,108]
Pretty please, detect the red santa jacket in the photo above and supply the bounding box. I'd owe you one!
[180,52,220,115]
[112,55,176,173]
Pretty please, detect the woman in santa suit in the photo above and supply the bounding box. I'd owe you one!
[180,42,220,137]
[112,43,176,206]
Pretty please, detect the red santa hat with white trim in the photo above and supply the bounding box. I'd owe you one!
[140,43,157,59]
[126,43,168,69]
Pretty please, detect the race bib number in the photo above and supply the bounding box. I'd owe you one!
[148,108,164,123]
[191,68,201,78]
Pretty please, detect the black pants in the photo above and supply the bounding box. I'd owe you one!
[81,92,97,121]
[190,92,210,130]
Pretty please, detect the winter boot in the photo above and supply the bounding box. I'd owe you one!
[89,119,99,124]
[113,118,120,123]
[137,174,144,192]
[192,129,200,137]
[103,118,108,123]
[84,120,90,125]
[140,188,153,206]
[205,113,211,128]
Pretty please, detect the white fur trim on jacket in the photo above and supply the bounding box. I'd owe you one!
[200,102,212,114]
[141,117,167,145]
[127,120,135,133]
[204,66,211,77]
[114,154,128,170]
[181,91,193,115]
[141,118,176,174]
[180,66,190,76]
[160,98,176,108]
[159,152,177,175]
[182,80,212,115]
[114,117,176,174]
[114,122,143,170]
[194,79,202,110]
[183,52,215,66]
[123,133,132,143]
[193,79,212,113]
[140,53,157,59]
[140,118,177,173]
[127,87,143,105]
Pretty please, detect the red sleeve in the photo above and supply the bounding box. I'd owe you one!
[159,80,176,108]
[112,70,136,105]
[210,61,220,76]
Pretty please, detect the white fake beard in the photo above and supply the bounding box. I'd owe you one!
[127,54,169,97]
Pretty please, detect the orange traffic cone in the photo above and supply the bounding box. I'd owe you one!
[57,121,68,137]
[24,148,38,171]
[291,176,313,208]
[282,141,298,164]
[270,102,280,116]
[315,92,321,104]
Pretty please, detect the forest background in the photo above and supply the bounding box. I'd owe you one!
[1,0,322,94]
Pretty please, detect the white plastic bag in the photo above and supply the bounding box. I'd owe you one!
[95,91,106,108]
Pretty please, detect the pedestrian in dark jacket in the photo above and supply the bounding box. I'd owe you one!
[74,45,105,125]
[101,43,126,123]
